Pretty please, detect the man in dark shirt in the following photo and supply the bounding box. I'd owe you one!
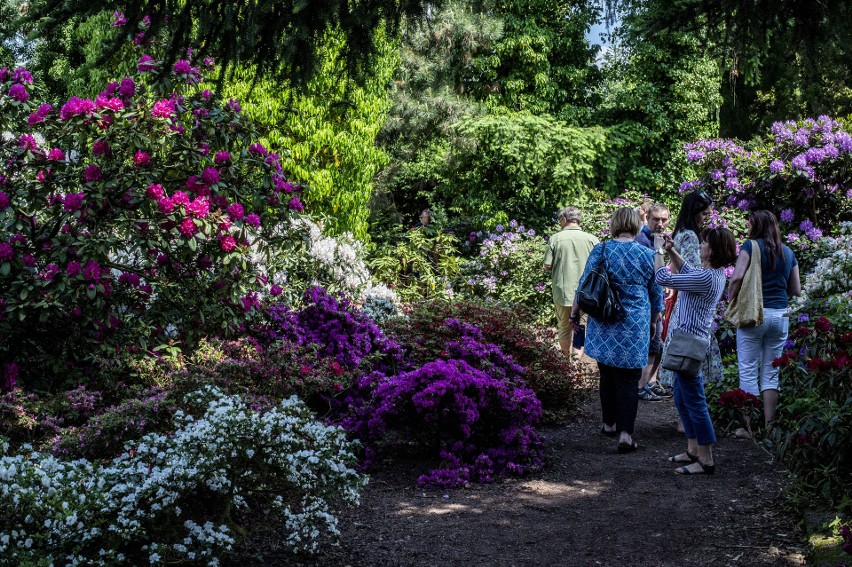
[635,203,672,400]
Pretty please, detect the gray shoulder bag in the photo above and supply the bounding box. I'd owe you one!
[661,328,708,378]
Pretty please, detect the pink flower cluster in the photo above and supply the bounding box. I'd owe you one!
[60,97,96,121]
[151,99,176,119]
[2,67,33,102]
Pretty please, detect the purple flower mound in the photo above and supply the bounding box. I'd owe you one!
[258,286,403,371]
[343,359,545,489]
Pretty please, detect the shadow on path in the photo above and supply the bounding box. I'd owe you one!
[240,390,807,566]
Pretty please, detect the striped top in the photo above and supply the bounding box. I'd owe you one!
[655,262,726,340]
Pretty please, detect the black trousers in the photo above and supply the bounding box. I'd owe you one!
[598,362,641,434]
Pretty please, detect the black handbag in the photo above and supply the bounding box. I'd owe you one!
[576,241,626,323]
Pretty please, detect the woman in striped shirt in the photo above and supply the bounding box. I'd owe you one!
[654,227,737,475]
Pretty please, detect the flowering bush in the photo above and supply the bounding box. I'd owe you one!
[769,305,852,504]
[679,116,852,269]
[457,220,551,325]
[255,217,372,305]
[0,386,366,563]
[0,53,306,389]
[341,359,544,488]
[360,283,402,325]
[792,222,852,313]
[385,300,585,423]
[713,388,762,435]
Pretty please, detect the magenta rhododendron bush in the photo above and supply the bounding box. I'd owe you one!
[0,55,305,389]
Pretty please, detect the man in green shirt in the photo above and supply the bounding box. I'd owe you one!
[543,206,600,357]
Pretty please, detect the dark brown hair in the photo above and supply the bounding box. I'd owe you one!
[747,210,782,270]
[673,190,713,239]
[700,227,738,269]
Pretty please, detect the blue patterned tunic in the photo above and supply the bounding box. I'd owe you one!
[578,240,664,369]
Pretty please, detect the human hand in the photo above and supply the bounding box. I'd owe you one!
[661,234,675,251]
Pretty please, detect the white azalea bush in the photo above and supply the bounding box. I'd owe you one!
[360,282,403,324]
[792,221,852,313]
[255,217,372,304]
[0,386,367,564]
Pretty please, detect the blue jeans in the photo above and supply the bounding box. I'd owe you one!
[673,371,716,445]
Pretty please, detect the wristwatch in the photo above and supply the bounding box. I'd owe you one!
[654,247,666,255]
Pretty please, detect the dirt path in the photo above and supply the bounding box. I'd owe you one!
[245,391,808,566]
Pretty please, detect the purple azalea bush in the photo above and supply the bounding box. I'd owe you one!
[0,49,306,389]
[680,116,852,255]
[341,358,544,488]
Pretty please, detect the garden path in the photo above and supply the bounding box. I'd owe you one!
[240,382,808,566]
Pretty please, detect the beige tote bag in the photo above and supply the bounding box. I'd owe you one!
[724,240,764,328]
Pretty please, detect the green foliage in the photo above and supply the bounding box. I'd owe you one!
[224,29,398,240]
[610,0,852,138]
[474,0,602,118]
[368,227,462,302]
[25,10,138,100]
[21,0,434,88]
[595,19,722,199]
[436,111,607,225]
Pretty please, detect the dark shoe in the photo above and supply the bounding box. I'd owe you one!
[649,382,673,397]
[675,460,715,475]
[667,452,698,464]
[617,440,639,454]
[638,386,661,401]
[600,425,617,437]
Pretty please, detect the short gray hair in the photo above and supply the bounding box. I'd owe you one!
[557,206,582,224]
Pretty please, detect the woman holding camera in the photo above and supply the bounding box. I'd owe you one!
[654,227,738,475]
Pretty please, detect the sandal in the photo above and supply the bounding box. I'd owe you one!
[674,460,715,475]
[617,440,639,454]
[667,452,698,464]
[600,425,617,437]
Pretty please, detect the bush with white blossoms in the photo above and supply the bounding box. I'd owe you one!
[457,220,551,325]
[256,217,372,304]
[360,282,403,324]
[0,386,366,564]
[792,221,852,313]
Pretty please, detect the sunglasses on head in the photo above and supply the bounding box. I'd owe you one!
[696,191,713,207]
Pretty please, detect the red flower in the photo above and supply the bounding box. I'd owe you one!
[814,316,833,333]
[795,326,812,337]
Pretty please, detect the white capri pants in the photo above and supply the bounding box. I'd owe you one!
[736,307,789,395]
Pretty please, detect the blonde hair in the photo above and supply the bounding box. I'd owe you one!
[610,207,642,237]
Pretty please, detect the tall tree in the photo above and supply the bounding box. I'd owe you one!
[20,0,435,86]
[225,30,398,240]
[607,0,852,138]
[594,13,722,196]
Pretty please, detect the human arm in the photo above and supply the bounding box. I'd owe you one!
[655,262,715,294]
[788,264,802,297]
[727,248,751,301]
[543,241,553,272]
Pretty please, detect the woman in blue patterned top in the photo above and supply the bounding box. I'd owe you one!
[570,207,664,454]
[655,227,738,475]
